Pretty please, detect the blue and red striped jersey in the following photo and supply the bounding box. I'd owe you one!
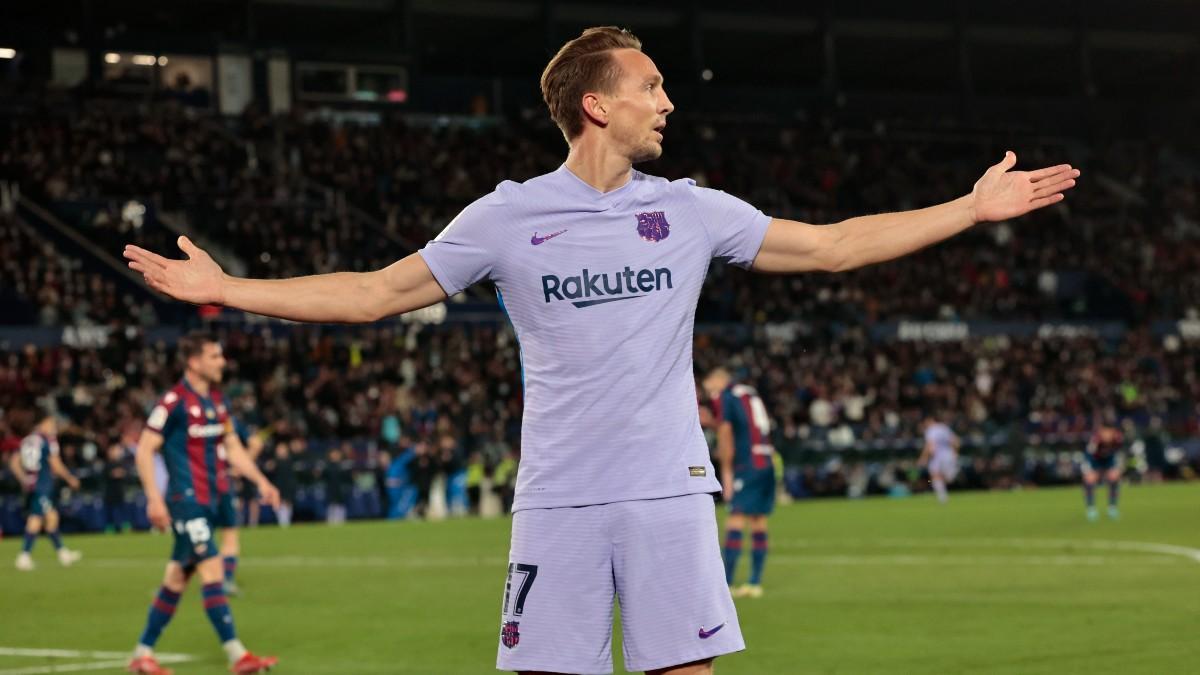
[715,384,774,472]
[146,380,232,506]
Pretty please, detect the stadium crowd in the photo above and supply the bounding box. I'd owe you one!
[3,99,1198,324]
[1,317,1196,531]
[2,98,1199,531]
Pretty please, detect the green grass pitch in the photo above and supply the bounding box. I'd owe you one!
[2,484,1197,674]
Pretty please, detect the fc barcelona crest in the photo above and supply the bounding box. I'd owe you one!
[635,211,670,242]
[500,621,520,649]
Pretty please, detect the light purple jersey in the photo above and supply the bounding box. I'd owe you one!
[925,423,957,458]
[419,165,770,511]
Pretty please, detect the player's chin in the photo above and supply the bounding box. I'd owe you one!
[630,141,663,164]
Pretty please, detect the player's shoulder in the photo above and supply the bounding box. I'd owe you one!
[730,383,759,398]
[158,383,188,408]
[631,170,697,202]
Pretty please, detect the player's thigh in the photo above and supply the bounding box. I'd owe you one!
[613,494,744,672]
[194,554,225,584]
[161,561,189,591]
[497,505,616,675]
[43,509,60,530]
[1082,467,1099,484]
[1106,467,1122,482]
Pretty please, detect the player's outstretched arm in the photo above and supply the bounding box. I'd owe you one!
[752,152,1080,274]
[124,236,447,323]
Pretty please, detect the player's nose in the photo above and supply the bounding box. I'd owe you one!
[660,89,674,116]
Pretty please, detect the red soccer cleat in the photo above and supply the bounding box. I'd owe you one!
[230,652,279,674]
[127,655,174,675]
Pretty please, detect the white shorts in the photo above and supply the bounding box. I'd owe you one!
[496,493,744,674]
[929,453,959,482]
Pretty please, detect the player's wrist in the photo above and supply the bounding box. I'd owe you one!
[962,193,980,226]
[217,273,234,306]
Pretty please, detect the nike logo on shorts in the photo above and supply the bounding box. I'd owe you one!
[698,623,725,639]
[530,229,567,245]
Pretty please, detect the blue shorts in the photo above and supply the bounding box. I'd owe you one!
[25,492,56,517]
[1085,453,1117,472]
[168,500,221,566]
[214,493,238,529]
[730,469,775,516]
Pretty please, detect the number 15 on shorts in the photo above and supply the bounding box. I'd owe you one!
[502,563,538,617]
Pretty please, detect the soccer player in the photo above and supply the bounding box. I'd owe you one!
[703,368,775,599]
[1084,419,1123,521]
[218,416,263,596]
[917,415,960,504]
[126,332,280,675]
[125,26,1079,675]
[10,410,83,571]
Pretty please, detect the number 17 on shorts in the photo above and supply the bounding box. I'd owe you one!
[500,562,538,649]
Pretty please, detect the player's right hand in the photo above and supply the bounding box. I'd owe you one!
[256,480,281,509]
[124,236,226,305]
[147,497,170,532]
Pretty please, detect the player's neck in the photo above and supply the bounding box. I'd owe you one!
[184,372,211,397]
[563,140,633,193]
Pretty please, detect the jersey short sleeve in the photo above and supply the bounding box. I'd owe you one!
[230,416,248,443]
[718,390,740,425]
[147,391,182,435]
[418,195,501,296]
[689,184,772,269]
[18,435,41,471]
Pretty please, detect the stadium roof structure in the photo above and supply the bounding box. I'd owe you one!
[1,0,1196,96]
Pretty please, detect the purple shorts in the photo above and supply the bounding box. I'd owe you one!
[496,493,744,674]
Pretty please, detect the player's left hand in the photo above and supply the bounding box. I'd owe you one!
[257,480,281,509]
[970,152,1080,223]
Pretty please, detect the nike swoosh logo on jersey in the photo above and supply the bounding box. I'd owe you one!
[530,229,567,245]
[698,623,725,639]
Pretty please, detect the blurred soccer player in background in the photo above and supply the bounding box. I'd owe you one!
[704,368,776,599]
[1084,414,1124,521]
[126,332,280,675]
[10,409,82,571]
[918,414,961,504]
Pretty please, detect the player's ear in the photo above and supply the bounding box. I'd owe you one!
[582,92,608,127]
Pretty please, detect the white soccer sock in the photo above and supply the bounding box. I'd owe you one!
[134,644,153,658]
[223,639,247,663]
[932,478,948,503]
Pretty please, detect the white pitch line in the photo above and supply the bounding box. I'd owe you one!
[773,537,1200,564]
[89,555,508,569]
[0,647,194,675]
[767,554,1182,566]
[0,659,146,674]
